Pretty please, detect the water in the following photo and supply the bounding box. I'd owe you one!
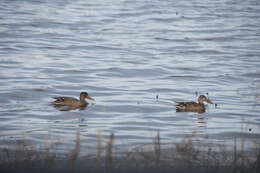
[0,0,260,155]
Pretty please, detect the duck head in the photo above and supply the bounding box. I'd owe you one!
[80,92,95,101]
[198,95,213,104]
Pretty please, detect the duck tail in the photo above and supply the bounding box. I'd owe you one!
[52,97,65,105]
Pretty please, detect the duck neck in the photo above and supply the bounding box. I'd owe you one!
[80,95,86,101]
[198,99,204,104]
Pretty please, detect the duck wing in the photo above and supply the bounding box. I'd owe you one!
[176,101,196,106]
[176,101,197,110]
[52,97,78,105]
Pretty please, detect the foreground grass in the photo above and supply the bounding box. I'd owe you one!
[0,131,259,173]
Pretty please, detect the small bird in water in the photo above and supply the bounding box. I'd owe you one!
[52,92,94,111]
[176,95,213,113]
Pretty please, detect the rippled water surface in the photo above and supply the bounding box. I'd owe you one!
[1,0,260,155]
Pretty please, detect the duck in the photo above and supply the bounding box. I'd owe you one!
[52,92,94,110]
[176,95,213,113]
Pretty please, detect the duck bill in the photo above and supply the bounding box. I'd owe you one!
[86,95,95,101]
[206,99,213,104]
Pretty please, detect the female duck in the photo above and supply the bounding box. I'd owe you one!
[176,95,213,113]
[52,92,94,108]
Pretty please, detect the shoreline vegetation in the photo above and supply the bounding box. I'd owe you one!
[0,131,259,173]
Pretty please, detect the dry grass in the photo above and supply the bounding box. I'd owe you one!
[70,131,80,168]
[44,136,56,168]
[97,129,103,167]
[0,130,260,173]
[105,132,115,169]
[153,130,161,165]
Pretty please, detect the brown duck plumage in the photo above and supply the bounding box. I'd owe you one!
[52,92,94,108]
[176,95,213,113]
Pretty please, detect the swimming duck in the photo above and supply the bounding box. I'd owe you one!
[176,95,213,113]
[52,92,94,108]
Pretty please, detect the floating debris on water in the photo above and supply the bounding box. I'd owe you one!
[79,124,88,127]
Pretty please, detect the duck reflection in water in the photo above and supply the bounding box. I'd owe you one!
[176,95,213,113]
[52,92,94,111]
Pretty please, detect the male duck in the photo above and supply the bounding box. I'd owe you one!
[52,92,94,109]
[176,95,213,113]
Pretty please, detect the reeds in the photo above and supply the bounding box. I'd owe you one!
[256,146,260,173]
[44,135,56,168]
[153,130,161,165]
[97,129,103,167]
[105,132,115,170]
[0,130,259,173]
[70,131,80,168]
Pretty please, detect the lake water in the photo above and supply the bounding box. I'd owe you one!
[0,0,260,156]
